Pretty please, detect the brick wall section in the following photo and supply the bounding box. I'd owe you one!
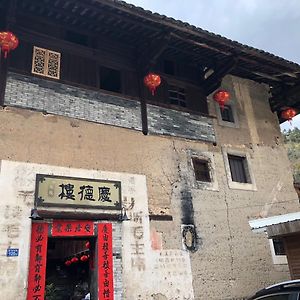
[147,104,215,142]
[5,72,142,131]
[5,72,215,143]
[112,222,122,300]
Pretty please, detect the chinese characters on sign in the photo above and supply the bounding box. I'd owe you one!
[52,220,94,237]
[27,223,48,300]
[98,223,114,300]
[35,174,121,209]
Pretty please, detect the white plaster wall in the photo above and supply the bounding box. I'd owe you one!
[0,160,194,300]
[122,177,194,300]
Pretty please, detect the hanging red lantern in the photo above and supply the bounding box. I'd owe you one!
[213,90,230,110]
[281,108,297,122]
[85,241,90,249]
[65,260,72,266]
[80,255,89,262]
[144,73,161,96]
[0,32,19,59]
[71,257,79,263]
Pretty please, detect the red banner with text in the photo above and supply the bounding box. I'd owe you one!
[98,223,114,300]
[52,220,94,237]
[27,222,48,300]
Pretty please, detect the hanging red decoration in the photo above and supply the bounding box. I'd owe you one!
[213,90,230,110]
[65,260,72,266]
[71,257,79,263]
[281,108,297,122]
[85,241,90,249]
[0,32,19,59]
[144,73,161,96]
[80,255,89,262]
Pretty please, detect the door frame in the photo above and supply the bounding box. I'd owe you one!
[26,220,114,300]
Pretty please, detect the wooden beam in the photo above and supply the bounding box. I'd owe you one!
[0,56,8,106]
[0,0,17,106]
[13,26,137,71]
[21,0,157,34]
[91,0,300,72]
[135,52,148,135]
[203,57,238,95]
[147,33,171,72]
[270,81,300,110]
[139,33,171,73]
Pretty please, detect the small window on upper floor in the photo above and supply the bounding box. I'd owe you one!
[65,30,88,46]
[192,158,211,182]
[228,154,251,183]
[164,60,175,75]
[100,66,121,93]
[221,104,234,123]
[168,85,186,107]
[32,46,61,80]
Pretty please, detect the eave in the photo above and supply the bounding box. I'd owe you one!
[1,0,299,120]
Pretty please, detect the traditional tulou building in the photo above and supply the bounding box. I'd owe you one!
[0,0,300,299]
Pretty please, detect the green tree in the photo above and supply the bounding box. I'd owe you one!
[283,128,300,183]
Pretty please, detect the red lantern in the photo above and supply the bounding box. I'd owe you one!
[80,255,89,262]
[65,260,72,266]
[85,241,90,249]
[213,90,230,110]
[71,257,78,263]
[144,73,161,96]
[281,108,296,122]
[0,32,19,59]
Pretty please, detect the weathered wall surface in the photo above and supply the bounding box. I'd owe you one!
[5,72,215,143]
[0,161,194,300]
[0,73,298,299]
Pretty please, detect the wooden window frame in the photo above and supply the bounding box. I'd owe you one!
[168,85,186,108]
[31,46,61,80]
[223,148,257,191]
[228,154,251,184]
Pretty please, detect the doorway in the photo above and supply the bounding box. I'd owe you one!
[45,237,94,300]
[26,221,115,300]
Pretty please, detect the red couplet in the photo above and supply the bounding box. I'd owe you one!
[27,223,48,300]
[52,220,94,237]
[98,223,114,300]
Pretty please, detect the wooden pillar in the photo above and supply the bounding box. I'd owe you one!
[0,0,17,106]
[139,73,149,136]
[136,49,149,135]
[0,55,8,106]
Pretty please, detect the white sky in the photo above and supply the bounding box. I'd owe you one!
[126,0,300,130]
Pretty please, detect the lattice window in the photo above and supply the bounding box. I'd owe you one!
[32,46,61,79]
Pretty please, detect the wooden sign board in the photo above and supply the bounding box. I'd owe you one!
[35,174,121,210]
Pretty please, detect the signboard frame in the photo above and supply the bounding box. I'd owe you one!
[34,174,122,210]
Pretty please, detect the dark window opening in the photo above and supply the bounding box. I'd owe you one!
[168,85,186,107]
[228,154,250,183]
[273,238,286,256]
[100,66,121,93]
[221,105,234,122]
[46,237,94,299]
[164,60,175,75]
[192,158,211,182]
[65,31,88,46]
